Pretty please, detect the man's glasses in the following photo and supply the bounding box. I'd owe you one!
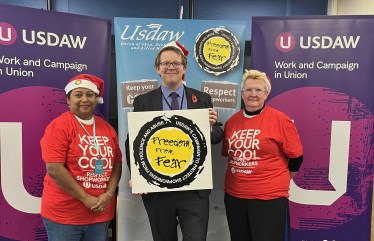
[160,62,183,69]
[242,88,265,95]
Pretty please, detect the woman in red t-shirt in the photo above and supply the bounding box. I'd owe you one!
[221,70,303,241]
[40,74,122,241]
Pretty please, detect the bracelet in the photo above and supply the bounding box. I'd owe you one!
[106,191,113,199]
[106,188,114,194]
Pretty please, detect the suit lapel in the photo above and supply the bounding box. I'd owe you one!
[151,87,163,111]
[185,86,197,109]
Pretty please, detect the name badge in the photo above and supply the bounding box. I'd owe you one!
[95,159,104,175]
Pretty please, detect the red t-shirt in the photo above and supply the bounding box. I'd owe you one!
[40,111,122,225]
[221,106,302,200]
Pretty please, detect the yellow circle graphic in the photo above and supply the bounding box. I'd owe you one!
[147,128,194,176]
[75,80,82,85]
[203,37,231,65]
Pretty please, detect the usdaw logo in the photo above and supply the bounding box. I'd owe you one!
[0,22,17,45]
[276,32,295,52]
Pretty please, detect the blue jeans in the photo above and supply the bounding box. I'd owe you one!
[42,217,108,241]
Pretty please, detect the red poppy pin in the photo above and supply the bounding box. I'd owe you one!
[191,94,198,103]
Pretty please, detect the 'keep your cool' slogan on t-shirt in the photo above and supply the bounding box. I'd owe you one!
[226,129,261,174]
[75,133,115,188]
[222,106,303,199]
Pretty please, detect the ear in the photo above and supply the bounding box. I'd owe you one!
[156,66,161,75]
[181,65,187,76]
[241,89,245,99]
[264,90,270,99]
[66,95,70,105]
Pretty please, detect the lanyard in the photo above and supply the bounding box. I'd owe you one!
[74,115,100,159]
[161,87,185,110]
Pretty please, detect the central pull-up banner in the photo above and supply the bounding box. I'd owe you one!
[252,16,374,241]
[114,17,246,241]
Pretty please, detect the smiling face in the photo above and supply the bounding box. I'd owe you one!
[67,88,97,120]
[241,78,269,112]
[156,50,186,91]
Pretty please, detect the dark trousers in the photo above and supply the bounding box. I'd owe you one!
[142,190,209,241]
[224,192,290,241]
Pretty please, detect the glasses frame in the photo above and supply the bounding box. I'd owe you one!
[160,62,183,69]
[242,88,266,95]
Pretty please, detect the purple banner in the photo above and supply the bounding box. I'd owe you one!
[252,16,374,241]
[0,4,111,241]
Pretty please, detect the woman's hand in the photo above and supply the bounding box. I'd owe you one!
[81,194,99,209]
[290,171,297,179]
[46,163,96,207]
[91,192,111,213]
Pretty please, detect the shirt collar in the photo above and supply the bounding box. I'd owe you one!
[161,83,184,98]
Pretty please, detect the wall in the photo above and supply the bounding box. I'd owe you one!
[337,0,374,14]
[0,0,327,40]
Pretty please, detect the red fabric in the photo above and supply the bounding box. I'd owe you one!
[40,111,122,224]
[221,106,302,200]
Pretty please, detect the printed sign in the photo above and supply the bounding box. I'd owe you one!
[201,81,238,109]
[128,109,212,193]
[120,79,159,109]
[194,27,240,76]
[252,16,374,241]
[0,4,111,241]
[115,17,246,241]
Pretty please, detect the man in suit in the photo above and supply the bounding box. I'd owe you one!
[125,41,223,241]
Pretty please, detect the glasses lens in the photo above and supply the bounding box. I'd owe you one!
[161,62,169,69]
[244,89,263,94]
[161,62,182,69]
[173,63,181,69]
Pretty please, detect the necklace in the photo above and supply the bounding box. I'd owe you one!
[74,115,101,159]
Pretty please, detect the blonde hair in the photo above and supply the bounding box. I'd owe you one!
[241,69,271,92]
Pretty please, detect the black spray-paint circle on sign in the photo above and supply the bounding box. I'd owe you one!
[194,27,240,76]
[133,115,207,189]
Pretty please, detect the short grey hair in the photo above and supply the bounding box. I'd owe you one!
[241,69,271,92]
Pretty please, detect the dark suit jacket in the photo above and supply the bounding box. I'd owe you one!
[125,85,223,199]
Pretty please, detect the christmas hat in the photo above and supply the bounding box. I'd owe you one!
[65,74,104,104]
[160,41,189,82]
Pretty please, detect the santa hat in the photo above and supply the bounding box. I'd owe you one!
[160,41,189,82]
[265,76,271,92]
[65,74,104,104]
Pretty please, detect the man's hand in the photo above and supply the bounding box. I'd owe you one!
[209,108,217,127]
[129,179,147,196]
